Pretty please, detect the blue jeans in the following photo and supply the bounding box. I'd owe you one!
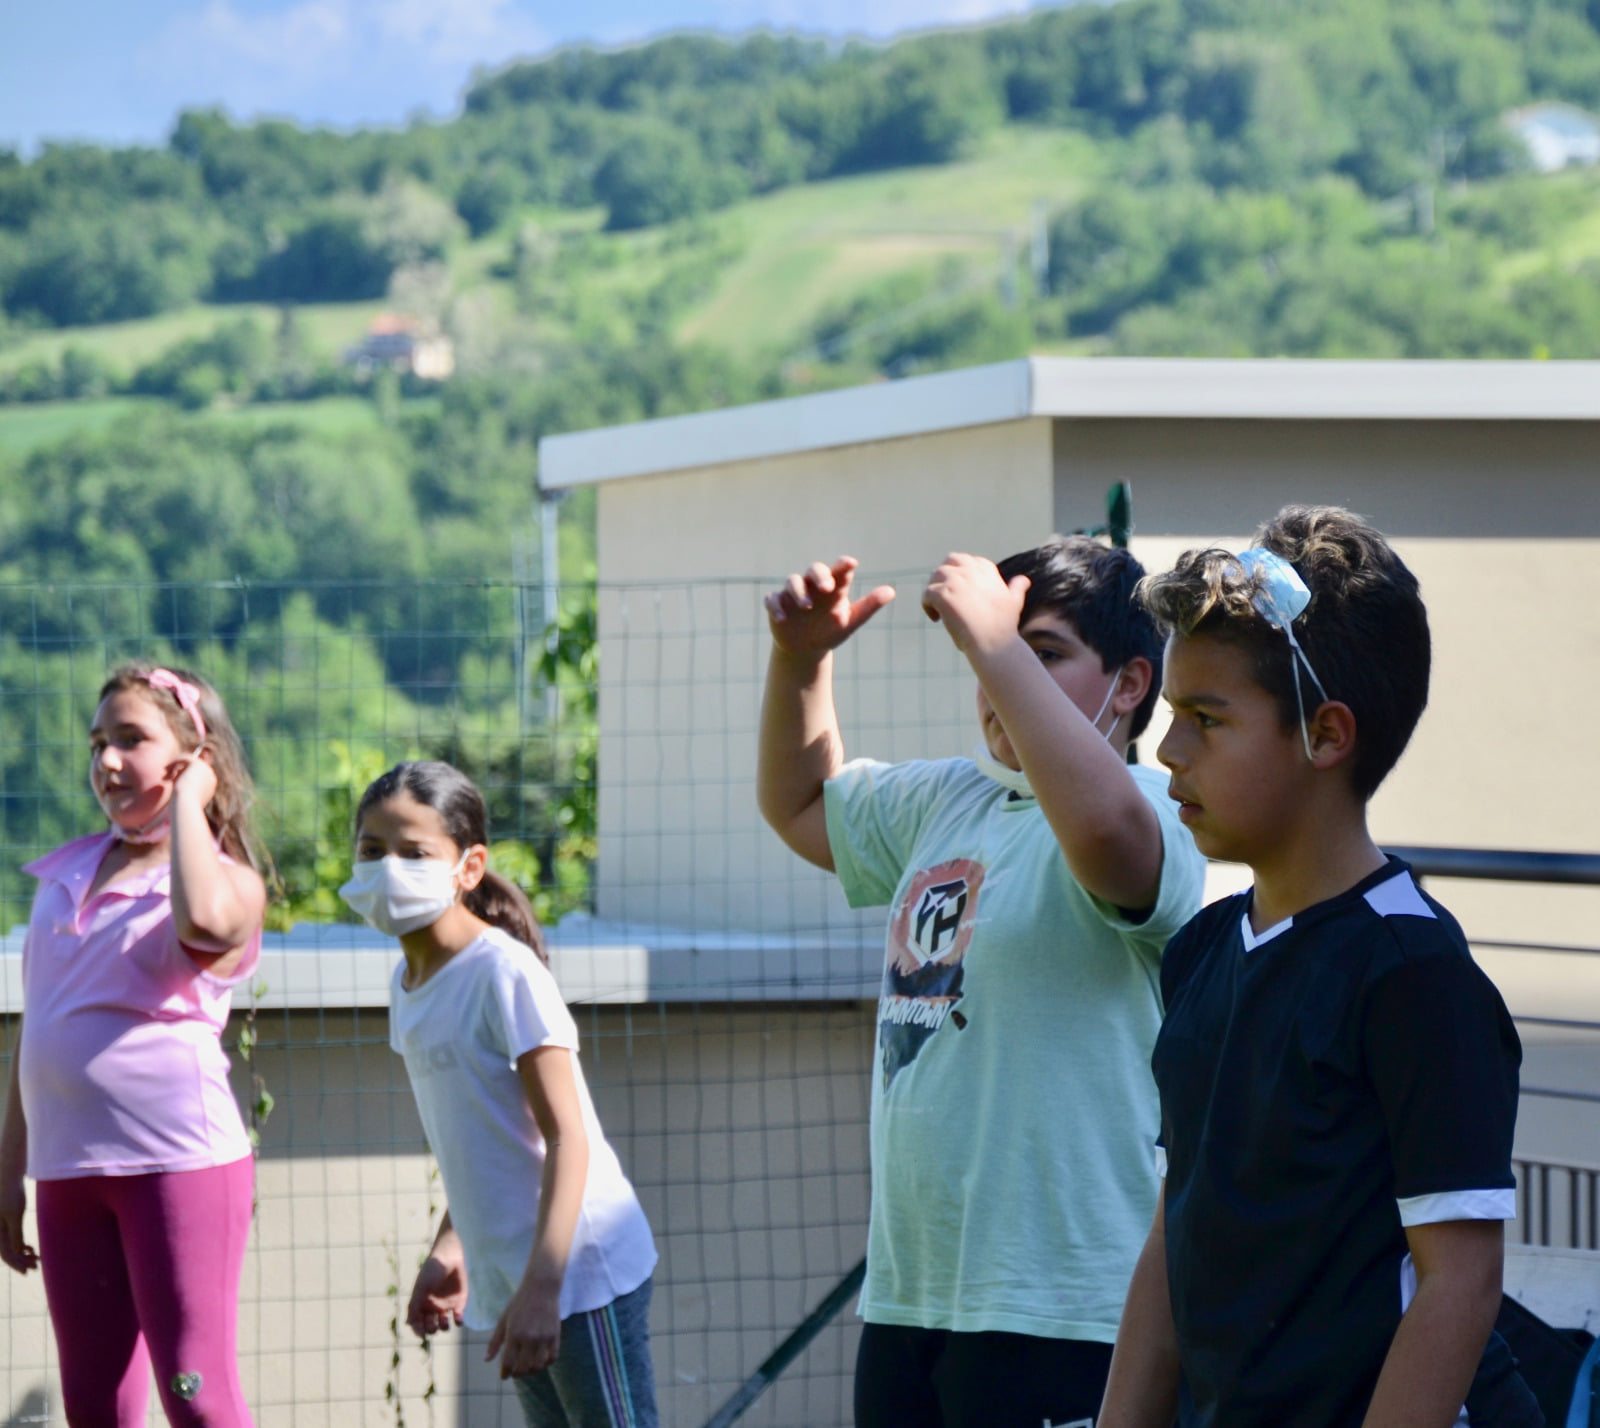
[512,1278,659,1428]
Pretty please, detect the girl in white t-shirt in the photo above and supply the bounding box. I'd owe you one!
[341,761,658,1428]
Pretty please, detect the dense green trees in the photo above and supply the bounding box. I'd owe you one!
[6,0,1600,926]
[6,0,1600,324]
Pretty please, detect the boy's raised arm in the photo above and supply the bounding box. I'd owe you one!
[923,553,1163,912]
[757,558,895,872]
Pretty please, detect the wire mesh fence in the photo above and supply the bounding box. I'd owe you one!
[0,571,975,1428]
[3,572,1596,1426]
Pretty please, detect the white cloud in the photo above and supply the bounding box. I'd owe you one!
[706,0,1034,39]
[136,0,548,125]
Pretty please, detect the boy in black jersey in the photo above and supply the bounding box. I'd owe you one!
[1100,506,1535,1428]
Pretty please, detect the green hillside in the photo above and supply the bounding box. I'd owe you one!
[4,0,1600,921]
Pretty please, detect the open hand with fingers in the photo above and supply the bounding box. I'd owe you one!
[487,1277,563,1380]
[922,552,1031,658]
[765,557,896,658]
[407,1250,468,1339]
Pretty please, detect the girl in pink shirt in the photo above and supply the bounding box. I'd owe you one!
[0,663,266,1428]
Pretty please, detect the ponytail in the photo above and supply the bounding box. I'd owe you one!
[356,760,549,965]
[464,871,546,962]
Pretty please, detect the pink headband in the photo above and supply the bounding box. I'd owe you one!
[145,669,206,745]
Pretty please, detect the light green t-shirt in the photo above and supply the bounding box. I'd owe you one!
[824,755,1205,1342]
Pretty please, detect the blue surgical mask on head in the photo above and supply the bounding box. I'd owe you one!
[1235,548,1330,762]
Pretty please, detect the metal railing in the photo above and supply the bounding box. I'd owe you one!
[1516,1157,1600,1251]
[1386,846,1600,886]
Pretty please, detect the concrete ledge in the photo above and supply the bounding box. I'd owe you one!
[0,915,881,1013]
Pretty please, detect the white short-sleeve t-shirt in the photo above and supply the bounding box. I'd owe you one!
[389,926,657,1328]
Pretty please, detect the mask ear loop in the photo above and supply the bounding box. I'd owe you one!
[1282,625,1329,762]
[1236,549,1331,764]
[1089,664,1125,742]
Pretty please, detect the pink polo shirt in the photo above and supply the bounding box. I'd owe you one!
[19,832,260,1180]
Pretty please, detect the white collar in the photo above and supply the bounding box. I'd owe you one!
[1239,907,1293,952]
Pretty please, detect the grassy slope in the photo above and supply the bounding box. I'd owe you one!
[0,301,390,380]
[0,398,149,456]
[677,127,1103,356]
[1494,171,1600,285]
[5,129,1600,413]
[0,394,385,459]
[0,129,1101,389]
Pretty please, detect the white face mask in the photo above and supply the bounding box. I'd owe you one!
[339,854,465,936]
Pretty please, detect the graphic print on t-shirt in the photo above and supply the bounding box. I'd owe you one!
[879,858,985,1090]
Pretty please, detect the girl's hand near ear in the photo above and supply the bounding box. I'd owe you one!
[171,751,217,811]
[168,746,265,969]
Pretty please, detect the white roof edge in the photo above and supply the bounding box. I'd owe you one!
[539,357,1033,490]
[537,356,1600,490]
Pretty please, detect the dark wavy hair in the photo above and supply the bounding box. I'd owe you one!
[1136,505,1430,799]
[355,760,547,961]
[996,535,1165,738]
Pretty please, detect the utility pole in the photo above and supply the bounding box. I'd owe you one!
[1031,201,1050,297]
[540,489,563,725]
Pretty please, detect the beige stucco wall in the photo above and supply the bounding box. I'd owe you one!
[595,409,1600,942]
[1053,416,1600,1172]
[1,1004,874,1428]
[1052,417,1600,915]
[588,407,1599,1165]
[594,419,1053,938]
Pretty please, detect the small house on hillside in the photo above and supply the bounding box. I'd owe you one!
[343,313,455,381]
[1505,102,1600,172]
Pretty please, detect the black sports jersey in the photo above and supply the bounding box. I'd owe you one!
[1153,859,1521,1428]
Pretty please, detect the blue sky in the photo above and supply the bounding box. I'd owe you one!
[3,0,1036,153]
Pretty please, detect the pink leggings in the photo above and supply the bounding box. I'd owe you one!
[36,1157,255,1428]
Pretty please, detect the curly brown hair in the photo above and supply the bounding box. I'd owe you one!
[1137,505,1430,799]
[98,662,265,872]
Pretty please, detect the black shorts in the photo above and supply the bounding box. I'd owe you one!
[854,1321,1112,1428]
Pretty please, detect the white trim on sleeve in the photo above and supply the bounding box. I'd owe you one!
[1396,1188,1516,1226]
[1154,1145,1168,1179]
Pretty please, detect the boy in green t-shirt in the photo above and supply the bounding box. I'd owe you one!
[757,539,1205,1428]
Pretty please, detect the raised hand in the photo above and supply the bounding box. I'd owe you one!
[922,552,1030,657]
[765,557,895,657]
[407,1252,468,1339]
[170,751,218,811]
